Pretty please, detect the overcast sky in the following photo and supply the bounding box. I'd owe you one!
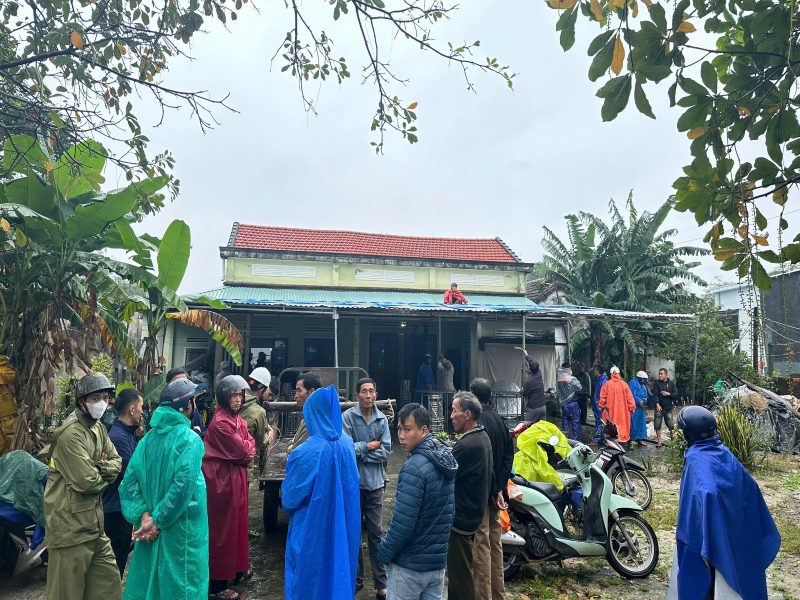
[109,1,797,294]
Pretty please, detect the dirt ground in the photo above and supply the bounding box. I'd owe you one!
[3,444,800,600]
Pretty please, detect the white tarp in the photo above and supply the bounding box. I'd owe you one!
[483,344,556,389]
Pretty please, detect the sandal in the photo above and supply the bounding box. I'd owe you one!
[208,590,239,600]
[234,568,254,584]
[656,442,663,448]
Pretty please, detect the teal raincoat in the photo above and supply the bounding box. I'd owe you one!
[119,407,208,599]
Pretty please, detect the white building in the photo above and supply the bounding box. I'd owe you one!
[708,282,757,357]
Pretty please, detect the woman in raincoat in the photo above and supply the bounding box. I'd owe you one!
[628,371,650,445]
[120,379,208,600]
[598,366,636,443]
[282,385,360,600]
[203,375,256,600]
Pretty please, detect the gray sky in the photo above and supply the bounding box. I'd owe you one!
[109,2,797,294]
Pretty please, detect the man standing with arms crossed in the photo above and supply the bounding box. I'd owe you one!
[342,378,392,598]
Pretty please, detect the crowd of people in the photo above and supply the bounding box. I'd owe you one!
[40,354,781,600]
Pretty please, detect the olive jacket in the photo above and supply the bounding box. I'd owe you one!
[45,409,121,549]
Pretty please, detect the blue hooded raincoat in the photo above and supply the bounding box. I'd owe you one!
[282,385,360,600]
[628,377,649,441]
[670,435,780,600]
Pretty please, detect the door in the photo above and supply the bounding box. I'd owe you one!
[369,333,400,402]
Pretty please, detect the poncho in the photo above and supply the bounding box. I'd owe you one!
[120,407,208,600]
[282,385,360,600]
[0,450,47,525]
[628,377,649,441]
[670,436,780,600]
[202,406,255,581]
[598,372,636,442]
[513,421,570,489]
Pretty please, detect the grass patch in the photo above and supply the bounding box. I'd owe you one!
[526,576,557,599]
[786,473,800,491]
[645,491,679,532]
[778,519,800,556]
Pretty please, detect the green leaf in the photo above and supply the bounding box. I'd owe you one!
[2,135,50,175]
[596,75,632,122]
[192,295,229,310]
[750,258,771,290]
[141,374,166,407]
[589,37,616,82]
[668,81,678,107]
[557,6,579,51]
[115,381,136,395]
[700,62,717,94]
[52,140,107,200]
[587,30,615,56]
[4,174,56,217]
[65,192,137,239]
[648,2,667,30]
[634,81,656,119]
[677,103,710,132]
[157,219,191,293]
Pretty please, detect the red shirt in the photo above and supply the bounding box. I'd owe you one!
[444,289,468,304]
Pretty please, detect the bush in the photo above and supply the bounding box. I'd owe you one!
[716,402,771,471]
[664,429,688,472]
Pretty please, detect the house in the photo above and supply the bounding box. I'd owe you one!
[164,224,570,405]
[762,268,800,376]
[709,282,757,357]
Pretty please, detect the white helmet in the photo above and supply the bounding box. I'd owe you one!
[248,367,271,389]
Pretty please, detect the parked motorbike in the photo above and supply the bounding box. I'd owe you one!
[501,440,659,581]
[0,503,46,577]
[510,419,653,510]
[594,420,653,509]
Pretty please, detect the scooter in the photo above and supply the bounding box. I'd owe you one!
[501,440,659,581]
[0,502,47,577]
[510,419,653,510]
[594,420,652,509]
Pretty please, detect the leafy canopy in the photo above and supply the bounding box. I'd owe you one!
[545,0,800,289]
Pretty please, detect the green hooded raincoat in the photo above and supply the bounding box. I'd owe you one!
[119,406,208,599]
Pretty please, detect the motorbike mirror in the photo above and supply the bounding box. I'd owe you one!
[548,435,560,447]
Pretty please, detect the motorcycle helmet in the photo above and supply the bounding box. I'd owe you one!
[248,367,271,390]
[75,372,115,403]
[677,405,717,445]
[159,378,197,411]
[216,374,250,411]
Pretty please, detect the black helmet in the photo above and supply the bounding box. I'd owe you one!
[677,406,717,445]
[215,375,249,411]
[75,372,114,402]
[160,379,197,411]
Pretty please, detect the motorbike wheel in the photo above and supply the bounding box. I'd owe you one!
[502,549,523,581]
[606,510,659,579]
[611,469,653,510]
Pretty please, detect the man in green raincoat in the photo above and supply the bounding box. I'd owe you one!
[119,378,208,599]
[44,372,122,600]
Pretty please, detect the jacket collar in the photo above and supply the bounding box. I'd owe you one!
[353,403,384,424]
[112,417,140,434]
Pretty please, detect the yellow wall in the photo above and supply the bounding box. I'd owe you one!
[225,257,527,293]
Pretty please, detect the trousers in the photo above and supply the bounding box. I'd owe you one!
[472,506,505,600]
[357,487,388,590]
[447,529,476,600]
[561,401,581,441]
[46,536,121,600]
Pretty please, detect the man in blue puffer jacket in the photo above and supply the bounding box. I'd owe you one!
[378,403,457,600]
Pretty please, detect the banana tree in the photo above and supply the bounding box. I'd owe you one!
[0,134,169,450]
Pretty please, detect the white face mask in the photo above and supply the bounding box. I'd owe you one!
[87,400,109,420]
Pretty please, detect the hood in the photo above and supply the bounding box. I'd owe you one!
[303,384,343,441]
[242,393,259,411]
[610,371,623,383]
[413,434,458,479]
[525,355,540,374]
[149,405,190,431]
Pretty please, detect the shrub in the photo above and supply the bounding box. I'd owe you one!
[716,402,769,471]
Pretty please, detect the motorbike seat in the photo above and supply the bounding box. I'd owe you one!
[511,475,562,503]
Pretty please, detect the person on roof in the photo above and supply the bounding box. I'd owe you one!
[443,282,468,304]
[203,375,256,600]
[598,366,636,443]
[668,406,780,600]
[282,384,360,600]
[119,379,208,600]
[628,371,650,445]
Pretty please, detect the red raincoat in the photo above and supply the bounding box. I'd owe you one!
[599,372,637,443]
[202,408,256,581]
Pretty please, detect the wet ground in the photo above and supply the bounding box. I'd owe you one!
[3,430,800,600]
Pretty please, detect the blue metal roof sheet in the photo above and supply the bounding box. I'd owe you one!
[192,287,540,313]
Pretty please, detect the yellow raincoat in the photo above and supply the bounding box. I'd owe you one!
[512,421,570,489]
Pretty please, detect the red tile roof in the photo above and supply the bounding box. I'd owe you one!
[229,224,521,263]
